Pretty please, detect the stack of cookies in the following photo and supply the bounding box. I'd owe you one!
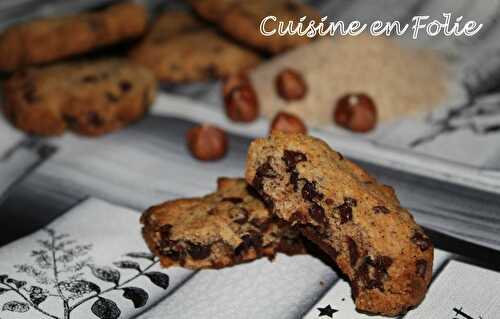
[0,0,320,137]
[141,133,434,316]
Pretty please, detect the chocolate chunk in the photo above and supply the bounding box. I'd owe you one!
[235,231,263,255]
[282,150,307,170]
[82,75,99,83]
[356,256,392,291]
[106,92,119,102]
[301,180,324,202]
[309,203,327,225]
[63,114,77,126]
[373,256,393,271]
[163,242,186,261]
[289,170,300,191]
[24,85,37,103]
[346,237,358,267]
[290,211,307,224]
[344,197,357,207]
[233,208,249,224]
[120,81,132,92]
[222,197,243,204]
[203,64,218,78]
[256,162,277,178]
[373,206,390,214]
[416,259,427,278]
[250,218,271,231]
[88,112,104,127]
[411,232,432,251]
[159,224,172,237]
[260,193,274,210]
[188,244,211,260]
[337,204,352,224]
[337,152,344,160]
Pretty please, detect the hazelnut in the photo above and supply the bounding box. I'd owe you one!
[270,111,307,134]
[186,124,228,161]
[223,74,259,122]
[333,93,377,132]
[275,68,307,101]
[222,73,248,97]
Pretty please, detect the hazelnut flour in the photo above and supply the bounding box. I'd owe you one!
[249,35,449,125]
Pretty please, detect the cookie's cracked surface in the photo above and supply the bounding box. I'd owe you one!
[245,133,433,316]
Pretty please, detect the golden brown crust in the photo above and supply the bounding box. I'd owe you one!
[140,178,304,269]
[129,11,261,83]
[245,133,433,316]
[2,59,156,136]
[0,2,147,71]
[188,0,320,54]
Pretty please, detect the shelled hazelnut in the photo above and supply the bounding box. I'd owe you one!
[222,74,259,122]
[186,124,228,161]
[270,111,307,134]
[275,68,307,101]
[334,93,377,132]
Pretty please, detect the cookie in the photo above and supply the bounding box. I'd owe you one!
[129,11,261,83]
[245,133,434,316]
[0,2,148,71]
[2,59,156,136]
[188,0,320,54]
[140,177,304,269]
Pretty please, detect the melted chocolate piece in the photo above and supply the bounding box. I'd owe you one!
[411,232,432,251]
[356,255,393,291]
[235,231,263,255]
[256,162,277,178]
[416,259,427,278]
[222,197,243,204]
[188,244,211,260]
[159,224,172,237]
[82,75,99,83]
[346,237,359,267]
[344,197,357,207]
[233,208,249,225]
[120,81,132,92]
[301,180,324,202]
[88,112,104,127]
[282,150,307,170]
[373,206,390,214]
[309,203,327,225]
[338,204,352,224]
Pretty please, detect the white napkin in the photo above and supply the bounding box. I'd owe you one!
[0,198,192,319]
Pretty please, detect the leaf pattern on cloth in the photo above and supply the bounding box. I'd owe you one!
[0,228,169,319]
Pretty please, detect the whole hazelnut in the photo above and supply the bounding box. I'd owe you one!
[186,124,228,161]
[270,111,307,134]
[223,74,259,123]
[275,68,307,101]
[333,93,377,133]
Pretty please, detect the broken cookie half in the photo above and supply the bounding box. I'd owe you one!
[141,177,304,269]
[245,132,434,316]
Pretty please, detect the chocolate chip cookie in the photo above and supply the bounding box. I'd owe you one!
[245,133,434,316]
[2,59,156,136]
[129,11,261,83]
[188,0,320,54]
[141,178,304,269]
[0,2,148,71]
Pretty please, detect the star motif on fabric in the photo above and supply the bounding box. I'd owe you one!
[317,304,338,318]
